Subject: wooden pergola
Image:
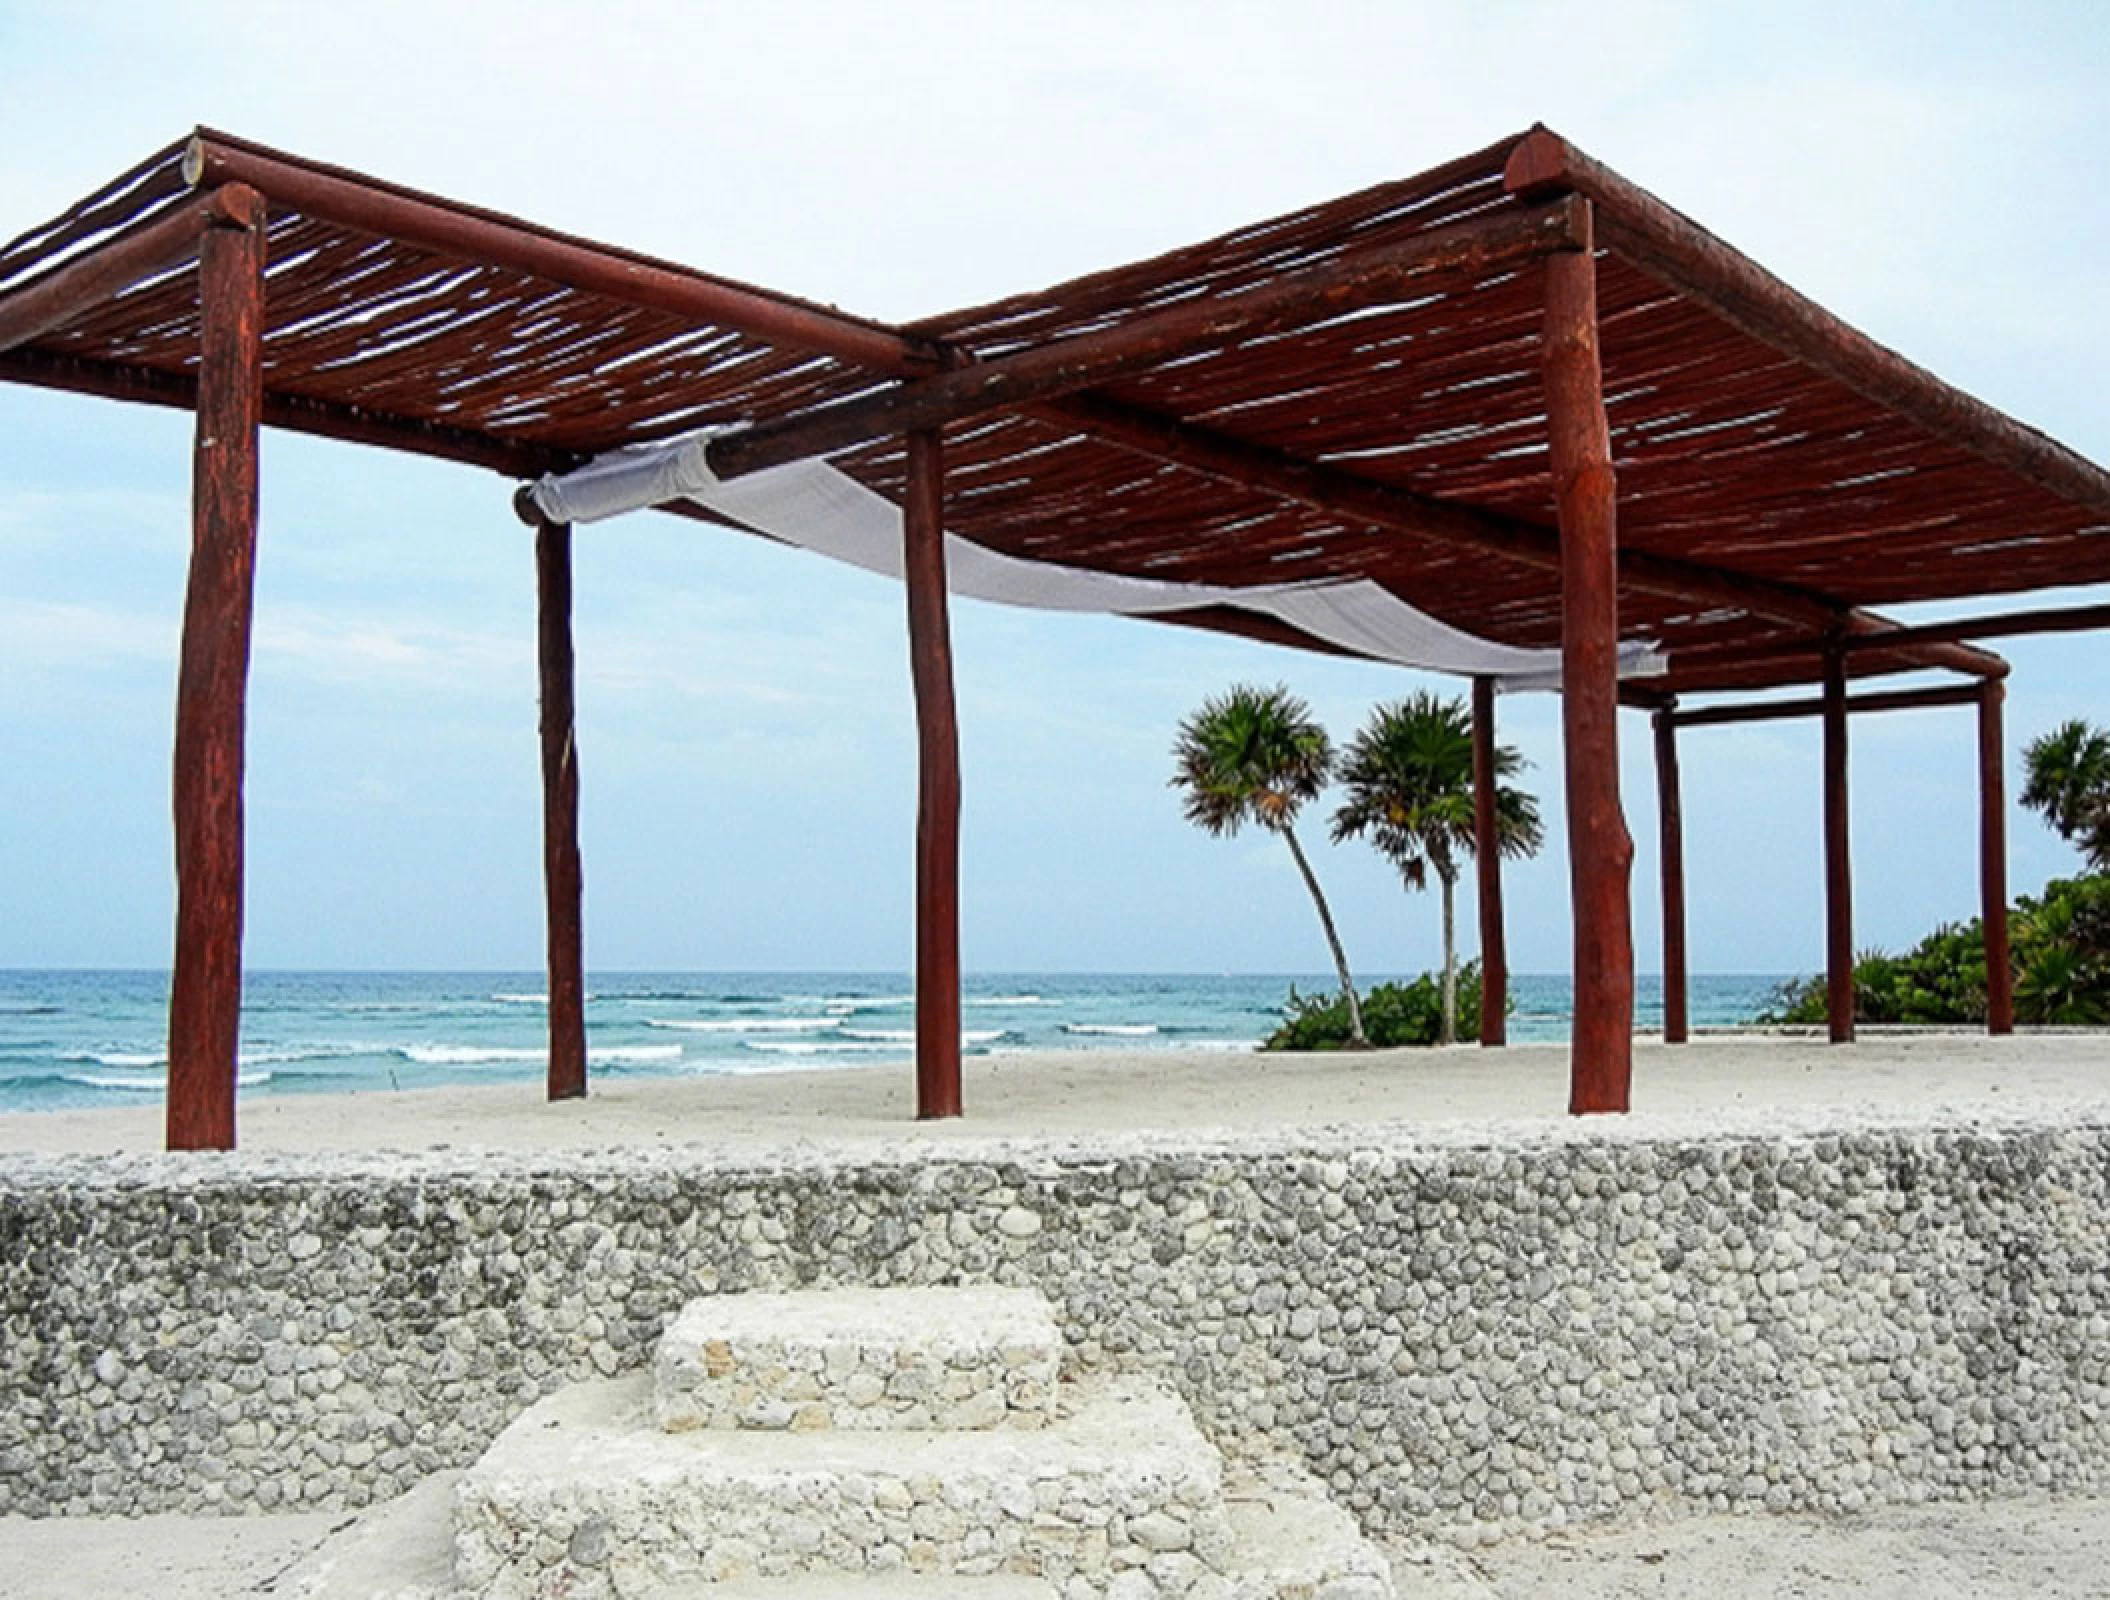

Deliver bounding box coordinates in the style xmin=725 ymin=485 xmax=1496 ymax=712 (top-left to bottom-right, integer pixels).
xmin=4 ymin=126 xmax=2106 ymax=1149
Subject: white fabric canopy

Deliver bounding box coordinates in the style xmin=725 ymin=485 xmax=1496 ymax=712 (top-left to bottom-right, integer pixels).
xmin=525 ymin=430 xmax=1664 ymax=691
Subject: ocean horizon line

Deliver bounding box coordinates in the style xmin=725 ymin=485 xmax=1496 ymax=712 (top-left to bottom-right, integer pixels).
xmin=0 ymin=964 xmax=1799 ymax=981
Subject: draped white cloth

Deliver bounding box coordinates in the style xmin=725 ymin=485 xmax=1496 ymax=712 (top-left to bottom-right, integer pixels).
xmin=525 ymin=430 xmax=1664 ymax=691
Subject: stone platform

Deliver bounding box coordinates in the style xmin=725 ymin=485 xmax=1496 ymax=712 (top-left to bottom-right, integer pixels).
xmin=450 ymin=1286 xmax=1391 ymax=1599
xmin=653 ymin=1286 xmax=1060 ymax=1433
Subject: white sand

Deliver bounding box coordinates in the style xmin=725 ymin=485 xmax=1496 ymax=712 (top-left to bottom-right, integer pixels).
xmin=6 ymin=1031 xmax=2110 ymax=1597
xmin=4 ymin=1029 xmax=2109 ymax=1158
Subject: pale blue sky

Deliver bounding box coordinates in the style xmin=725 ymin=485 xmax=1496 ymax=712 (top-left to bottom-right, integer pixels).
xmin=1 ymin=0 xmax=2105 ymax=977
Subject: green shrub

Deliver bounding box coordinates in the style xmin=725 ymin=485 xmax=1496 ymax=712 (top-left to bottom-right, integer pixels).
xmin=1756 ymin=872 xmax=2110 ymax=1027
xmin=1266 ymin=963 xmax=1484 ymax=1049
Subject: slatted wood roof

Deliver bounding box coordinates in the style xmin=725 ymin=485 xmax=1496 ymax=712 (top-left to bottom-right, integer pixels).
xmin=4 ymin=125 xmax=2106 ymax=692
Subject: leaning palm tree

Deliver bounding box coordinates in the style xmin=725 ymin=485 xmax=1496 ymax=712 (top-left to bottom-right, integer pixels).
xmin=2022 ymin=719 xmax=2110 ymax=871
xmin=1332 ymin=692 xmax=1543 ymax=1045
xmin=1172 ymin=684 xmax=1367 ymax=1047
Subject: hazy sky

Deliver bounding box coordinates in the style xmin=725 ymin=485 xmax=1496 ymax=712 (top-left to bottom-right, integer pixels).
xmin=1 ymin=0 xmax=2105 ymax=978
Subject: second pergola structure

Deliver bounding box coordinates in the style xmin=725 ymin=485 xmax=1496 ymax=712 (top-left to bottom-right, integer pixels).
xmin=3 ymin=125 xmax=2106 ymax=1149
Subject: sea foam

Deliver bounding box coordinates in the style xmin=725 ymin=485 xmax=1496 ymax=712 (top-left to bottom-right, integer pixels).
xmin=645 ymin=1017 xmax=840 ymax=1033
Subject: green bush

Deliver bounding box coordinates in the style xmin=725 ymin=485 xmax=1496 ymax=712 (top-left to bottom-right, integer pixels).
xmin=1266 ymin=963 xmax=1484 ymax=1049
xmin=2013 ymin=874 xmax=2110 ymax=1024
xmin=1757 ymin=872 xmax=2110 ymax=1027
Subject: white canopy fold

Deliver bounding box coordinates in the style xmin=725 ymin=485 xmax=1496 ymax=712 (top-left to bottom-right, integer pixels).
xmin=524 ymin=430 xmax=1664 ymax=691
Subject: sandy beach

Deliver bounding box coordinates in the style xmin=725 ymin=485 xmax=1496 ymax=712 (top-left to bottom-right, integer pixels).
xmin=6 ymin=1032 xmax=2110 ymax=1597
xmin=5 ymin=1029 xmax=2109 ymax=1159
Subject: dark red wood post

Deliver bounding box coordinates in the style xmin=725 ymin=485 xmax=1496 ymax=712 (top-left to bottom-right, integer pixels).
xmin=1471 ymin=675 xmax=1508 ymax=1046
xmin=1541 ymin=218 xmax=1635 ymax=1114
xmin=167 ymin=187 xmax=266 ymax=1152
xmin=1653 ymin=705 xmax=1689 ymax=1044
xmin=1822 ymin=646 xmax=1855 ymax=1044
xmin=1978 ymin=680 xmax=2014 ymax=1034
xmin=904 ymin=428 xmax=963 ymax=1118
xmin=535 ymin=517 xmax=588 ymax=1099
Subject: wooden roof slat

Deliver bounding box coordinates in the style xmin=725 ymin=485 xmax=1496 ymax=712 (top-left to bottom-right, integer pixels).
xmin=1 ymin=124 xmax=2103 ymax=692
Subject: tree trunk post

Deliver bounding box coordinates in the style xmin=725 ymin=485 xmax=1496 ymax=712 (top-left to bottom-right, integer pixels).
xmin=535 ymin=516 xmax=588 ymax=1100
xmin=904 ymin=428 xmax=963 ymax=1118
xmin=1471 ymin=674 xmax=1508 ymax=1046
xmin=1541 ymin=216 xmax=1635 ymax=1114
xmin=1978 ymin=679 xmax=2014 ymax=1035
xmin=1823 ymin=645 xmax=1855 ymax=1044
xmin=1653 ymin=704 xmax=1689 ymax=1044
xmin=166 ymin=188 xmax=266 ymax=1153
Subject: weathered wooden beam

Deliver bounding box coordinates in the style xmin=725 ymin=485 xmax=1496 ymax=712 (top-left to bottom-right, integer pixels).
xmin=166 ymin=189 xmax=266 ymax=1152
xmin=707 ymin=197 xmax=1592 ymax=481
xmin=1653 ymin=706 xmax=1689 ymax=1045
xmin=1542 ymin=224 xmax=1634 ymax=1115
xmin=184 ymin=133 xmax=933 ymax=376
xmin=1668 ymin=680 xmax=1984 ymax=728
xmin=1836 ymin=602 xmax=2110 ymax=653
xmin=0 ymin=347 xmax=577 ymax=479
xmin=1506 ymin=126 xmax=2110 ymax=519
xmin=1979 ymin=681 xmax=2014 ymax=1036
xmin=1471 ymin=676 xmax=1508 ymax=1048
xmin=1042 ymin=391 xmax=2003 ymax=682
xmin=533 ymin=512 xmax=588 ymax=1101
xmin=1647 ymin=645 xmax=2006 ymax=698
xmin=1822 ymin=648 xmax=1855 ymax=1045
xmin=0 ymin=186 xmax=254 ymax=356
xmin=904 ymin=428 xmax=962 ymax=1119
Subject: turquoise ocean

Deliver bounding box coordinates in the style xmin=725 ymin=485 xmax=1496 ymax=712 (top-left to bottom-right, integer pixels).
xmin=0 ymin=970 xmax=1797 ymax=1122
xmin=0 ymin=971 xmax=1791 ymax=1115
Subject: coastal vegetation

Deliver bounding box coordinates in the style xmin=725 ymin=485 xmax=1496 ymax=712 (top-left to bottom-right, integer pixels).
xmin=1175 ymin=685 xmax=1541 ymax=1051
xmin=1171 ymin=684 xmax=1368 ymax=1046
xmin=1763 ymin=720 xmax=2110 ymax=1027
xmin=1331 ymin=693 xmax=1543 ymax=1044
xmin=1265 ymin=963 xmax=1487 ymax=1050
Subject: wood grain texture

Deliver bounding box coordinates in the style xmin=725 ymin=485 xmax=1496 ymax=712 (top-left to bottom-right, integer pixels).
xmin=536 ymin=519 xmax=588 ymax=1101
xmin=1542 ymin=236 xmax=1635 ymax=1115
xmin=1471 ymin=676 xmax=1508 ymax=1048
xmin=1979 ymin=682 xmax=2014 ymax=1036
xmin=1823 ymin=649 xmax=1855 ymax=1045
xmin=1653 ymin=707 xmax=1688 ymax=1045
xmin=904 ymin=430 xmax=962 ymax=1119
xmin=166 ymin=205 xmax=264 ymax=1151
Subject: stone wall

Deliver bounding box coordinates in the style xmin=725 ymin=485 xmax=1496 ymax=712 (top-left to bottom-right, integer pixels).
xmin=4 ymin=1113 xmax=2108 ymax=1540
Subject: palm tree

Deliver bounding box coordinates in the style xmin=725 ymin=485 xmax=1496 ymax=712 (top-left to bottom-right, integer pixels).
xmin=1172 ymin=684 xmax=1368 ymax=1047
xmin=2022 ymin=720 xmax=2110 ymax=871
xmin=1332 ymin=692 xmax=1543 ymax=1045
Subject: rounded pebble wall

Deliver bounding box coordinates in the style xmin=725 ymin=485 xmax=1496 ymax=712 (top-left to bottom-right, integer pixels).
xmin=2 ymin=1117 xmax=2107 ymax=1541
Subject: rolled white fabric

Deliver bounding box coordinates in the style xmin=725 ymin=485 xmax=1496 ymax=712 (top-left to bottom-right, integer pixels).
xmin=525 ymin=430 xmax=1663 ymax=690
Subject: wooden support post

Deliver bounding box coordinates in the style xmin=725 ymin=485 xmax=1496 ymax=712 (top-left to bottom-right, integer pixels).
xmin=1822 ymin=646 xmax=1855 ymax=1044
xmin=904 ymin=429 xmax=963 ymax=1119
xmin=1653 ymin=705 xmax=1689 ymax=1044
xmin=166 ymin=191 xmax=265 ymax=1152
xmin=1979 ymin=680 xmax=2014 ymax=1035
xmin=1471 ymin=676 xmax=1508 ymax=1047
xmin=535 ymin=516 xmax=588 ymax=1100
xmin=1541 ymin=222 xmax=1635 ymax=1114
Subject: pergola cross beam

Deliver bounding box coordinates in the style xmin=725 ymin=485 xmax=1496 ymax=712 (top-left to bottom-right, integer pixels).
xmin=703 ymin=197 xmax=1594 ymax=480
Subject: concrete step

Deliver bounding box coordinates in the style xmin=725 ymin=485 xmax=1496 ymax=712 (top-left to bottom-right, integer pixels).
xmin=455 ymin=1372 xmax=1230 ymax=1598
xmin=654 ymin=1287 xmax=1062 ymax=1434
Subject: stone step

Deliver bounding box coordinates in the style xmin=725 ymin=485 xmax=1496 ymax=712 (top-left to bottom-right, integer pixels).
xmin=1217 ymin=1449 xmax=1397 ymax=1600
xmin=654 ymin=1287 xmax=1062 ymax=1434
xmin=454 ymin=1372 xmax=1230 ymax=1598
xmin=645 ymin=1579 xmax=1057 ymax=1599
